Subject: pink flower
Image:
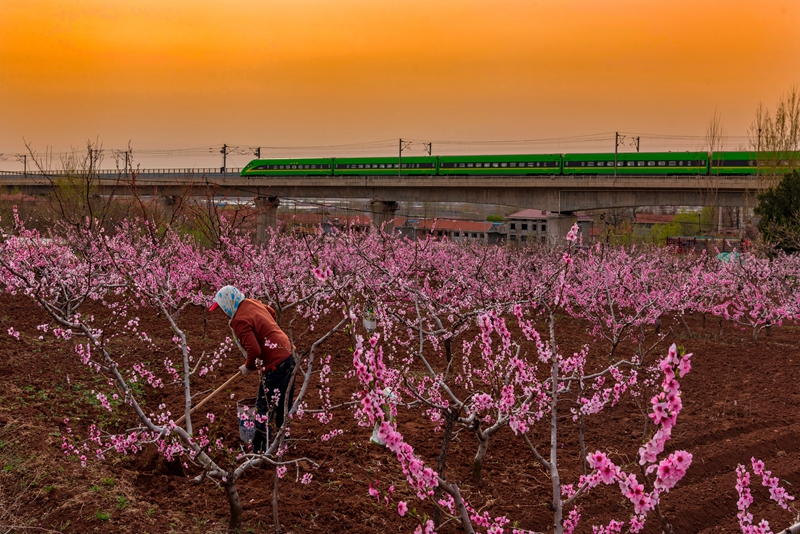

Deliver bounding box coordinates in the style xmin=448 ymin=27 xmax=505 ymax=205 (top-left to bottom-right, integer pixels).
xmin=397 ymin=500 xmax=408 ymax=516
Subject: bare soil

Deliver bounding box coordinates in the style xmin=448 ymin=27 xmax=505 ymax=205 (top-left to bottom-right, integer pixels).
xmin=0 ymin=293 xmax=798 ymax=533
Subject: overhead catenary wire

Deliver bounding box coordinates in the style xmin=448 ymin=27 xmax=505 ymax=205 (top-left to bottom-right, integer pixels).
xmin=0 ymin=132 xmax=763 ymax=171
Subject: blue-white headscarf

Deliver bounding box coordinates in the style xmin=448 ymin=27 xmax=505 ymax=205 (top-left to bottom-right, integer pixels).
xmin=213 ymin=285 xmax=246 ymax=319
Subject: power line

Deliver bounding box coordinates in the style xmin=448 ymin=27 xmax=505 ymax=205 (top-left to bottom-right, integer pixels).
xmin=0 ymin=132 xmax=764 ymax=169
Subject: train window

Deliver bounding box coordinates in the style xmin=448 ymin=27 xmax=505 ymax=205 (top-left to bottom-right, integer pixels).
xmin=627 ymin=162 xmax=634 ymax=166
xmin=588 ymin=162 xmax=595 ymax=167
xmin=648 ymin=162 xmax=655 ymax=166
xmin=467 ymin=163 xmax=474 ymax=167
xmin=637 ymin=161 xmax=645 ymax=166
xmin=459 ymin=163 xmax=466 ymax=168
xmin=658 ymin=162 xmax=666 ymax=166
xmin=510 ymin=162 xmax=517 ymax=167
xmin=669 ymin=161 xmax=676 ymax=166
xmin=501 ymin=163 xmax=507 ymax=167
xmin=292 ymin=165 xmax=297 ymax=169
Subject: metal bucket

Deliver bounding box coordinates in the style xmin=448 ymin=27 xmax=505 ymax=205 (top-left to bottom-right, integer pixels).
xmin=236 ymin=397 xmax=258 ymax=443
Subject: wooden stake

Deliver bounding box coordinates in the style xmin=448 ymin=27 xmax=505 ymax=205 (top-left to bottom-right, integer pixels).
xmin=175 ymin=370 xmax=242 ymax=427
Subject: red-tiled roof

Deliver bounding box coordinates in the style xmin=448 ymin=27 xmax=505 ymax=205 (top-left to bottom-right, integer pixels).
xmin=412 ymin=219 xmax=496 ymax=232
xmin=277 ymin=213 xmax=325 ymax=224
xmin=508 ymin=209 xmax=550 ymax=219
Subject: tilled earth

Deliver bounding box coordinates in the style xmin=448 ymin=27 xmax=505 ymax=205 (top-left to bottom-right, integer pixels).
xmin=0 ymin=293 xmax=798 ymax=533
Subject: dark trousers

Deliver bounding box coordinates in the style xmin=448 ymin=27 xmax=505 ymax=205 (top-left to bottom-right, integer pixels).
xmin=252 ymin=357 xmax=295 ymax=453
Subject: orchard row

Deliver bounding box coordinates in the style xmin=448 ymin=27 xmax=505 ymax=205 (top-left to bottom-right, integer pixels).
xmin=0 ymin=210 xmax=797 ymax=534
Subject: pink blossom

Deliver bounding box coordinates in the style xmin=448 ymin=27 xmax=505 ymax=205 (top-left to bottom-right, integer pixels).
xmin=397 ymin=500 xmax=408 ymax=516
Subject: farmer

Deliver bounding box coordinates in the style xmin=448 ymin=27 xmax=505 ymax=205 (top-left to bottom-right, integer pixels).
xmin=209 ymin=285 xmax=295 ymax=453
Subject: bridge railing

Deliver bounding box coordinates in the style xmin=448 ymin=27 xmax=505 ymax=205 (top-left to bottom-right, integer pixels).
xmin=0 ymin=168 xmax=242 ymax=177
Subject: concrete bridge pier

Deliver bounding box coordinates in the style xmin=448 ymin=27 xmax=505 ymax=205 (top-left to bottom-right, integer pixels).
xmin=546 ymin=213 xmax=578 ymax=245
xmin=370 ymin=200 xmax=399 ymax=232
xmin=255 ymin=196 xmax=280 ymax=244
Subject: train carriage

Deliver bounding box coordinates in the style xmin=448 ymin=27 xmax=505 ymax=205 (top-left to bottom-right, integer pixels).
xmin=437 ymin=154 xmax=561 ymax=175
xmin=709 ymin=152 xmax=758 ymax=175
xmin=563 ymin=152 xmax=708 ymax=175
xmin=332 ymin=156 xmax=437 ymax=176
xmin=241 ymin=158 xmax=333 ymax=177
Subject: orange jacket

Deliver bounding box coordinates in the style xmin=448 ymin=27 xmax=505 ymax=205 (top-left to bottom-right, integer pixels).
xmin=231 ymin=299 xmax=293 ymax=372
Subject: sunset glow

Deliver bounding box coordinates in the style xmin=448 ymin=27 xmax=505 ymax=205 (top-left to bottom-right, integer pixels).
xmin=1 ymin=0 xmax=798 ymax=167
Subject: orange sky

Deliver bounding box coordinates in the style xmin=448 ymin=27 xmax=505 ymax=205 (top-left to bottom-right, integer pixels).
xmin=1 ymin=0 xmax=798 ymax=168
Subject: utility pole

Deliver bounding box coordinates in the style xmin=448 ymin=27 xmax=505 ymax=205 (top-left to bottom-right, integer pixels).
xmin=398 ymin=138 xmax=403 ymax=178
xmin=221 ymin=144 xmax=228 ymax=173
xmin=614 ymin=132 xmax=619 ymax=177
xmin=634 ymin=137 xmax=640 ymax=152
xmin=255 ymin=147 xmax=261 ymax=159
xmin=21 ymin=154 xmax=27 ymax=176
xmin=424 ymin=142 xmax=432 ymax=156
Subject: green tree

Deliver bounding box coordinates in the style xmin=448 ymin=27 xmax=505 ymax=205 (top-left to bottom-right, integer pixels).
xmin=650 ymin=222 xmax=683 ymax=243
xmin=672 ymin=209 xmax=714 ymax=236
xmin=755 ymin=170 xmax=800 ymax=253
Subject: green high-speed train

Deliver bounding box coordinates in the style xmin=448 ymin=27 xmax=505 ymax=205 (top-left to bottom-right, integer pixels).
xmin=241 ymin=151 xmax=792 ymax=178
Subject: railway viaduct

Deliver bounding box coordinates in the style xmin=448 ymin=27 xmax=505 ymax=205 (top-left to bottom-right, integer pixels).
xmin=0 ymin=169 xmax=761 ymax=242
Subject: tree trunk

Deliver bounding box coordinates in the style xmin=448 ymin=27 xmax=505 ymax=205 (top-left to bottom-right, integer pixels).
xmin=679 ymin=315 xmax=692 ymax=338
xmin=224 ymin=478 xmax=243 ymax=534
xmin=472 ymin=432 xmax=489 ymax=483
xmin=433 ymin=409 xmax=456 ymax=526
xmin=578 ymin=379 xmax=587 ymax=475
xmin=272 ymin=468 xmax=282 ymax=533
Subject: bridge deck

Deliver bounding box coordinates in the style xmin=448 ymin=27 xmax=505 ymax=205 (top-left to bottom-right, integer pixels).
xmin=0 ymin=170 xmax=762 ymax=212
